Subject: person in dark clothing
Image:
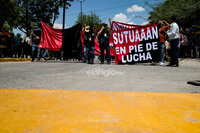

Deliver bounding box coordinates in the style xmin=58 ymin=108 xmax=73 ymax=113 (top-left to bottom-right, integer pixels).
xmin=97 ymin=23 xmax=111 ymax=64
xmin=84 ymin=26 xmax=96 ymax=64
xmin=30 ymin=26 xmax=41 ymax=62
xmin=14 ymin=33 xmax=23 ymax=58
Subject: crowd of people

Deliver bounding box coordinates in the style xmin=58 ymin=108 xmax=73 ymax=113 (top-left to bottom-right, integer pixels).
xmin=0 ymin=17 xmax=199 ymax=66
xmin=0 ymin=28 xmax=31 ymax=59
xmin=0 ymin=26 xmax=61 ymax=61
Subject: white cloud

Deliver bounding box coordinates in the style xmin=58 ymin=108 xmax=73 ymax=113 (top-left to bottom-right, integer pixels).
xmin=113 ymin=13 xmax=134 ymax=24
xmin=127 ymin=5 xmax=145 ymax=13
xmin=141 ymin=21 xmax=149 ymax=25
xmin=128 ymin=22 xmax=135 ymax=25
xmin=53 ymin=23 xmax=67 ymax=29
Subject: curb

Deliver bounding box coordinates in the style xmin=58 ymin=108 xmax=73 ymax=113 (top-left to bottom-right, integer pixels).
xmin=0 ymin=58 xmax=31 ymax=62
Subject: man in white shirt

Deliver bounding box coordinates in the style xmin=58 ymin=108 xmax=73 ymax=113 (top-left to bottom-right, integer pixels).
xmin=163 ymin=16 xmax=180 ymax=67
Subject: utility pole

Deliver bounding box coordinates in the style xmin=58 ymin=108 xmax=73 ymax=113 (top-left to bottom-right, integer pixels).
xmin=62 ymin=0 xmax=66 ymax=29
xmin=77 ymin=0 xmax=85 ymax=25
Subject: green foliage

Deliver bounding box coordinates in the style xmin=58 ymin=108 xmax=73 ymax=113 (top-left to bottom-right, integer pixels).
xmin=0 ymin=0 xmax=73 ymax=34
xmin=75 ymin=12 xmax=102 ymax=29
xmin=3 ymin=24 xmax=11 ymax=32
xmin=148 ymin=0 xmax=200 ymax=28
xmin=0 ymin=0 xmax=17 ymax=31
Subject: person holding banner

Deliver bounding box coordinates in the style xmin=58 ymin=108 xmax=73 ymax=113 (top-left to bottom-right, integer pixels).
xmin=158 ymin=21 xmax=168 ymax=65
xmin=162 ymin=16 xmax=180 ymax=67
xmin=30 ymin=25 xmax=42 ymax=62
xmin=97 ymin=23 xmax=111 ymax=64
xmin=84 ymin=26 xmax=95 ymax=64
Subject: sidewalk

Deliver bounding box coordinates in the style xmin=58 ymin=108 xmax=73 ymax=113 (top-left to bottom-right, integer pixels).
xmin=0 ymin=89 xmax=200 ymax=133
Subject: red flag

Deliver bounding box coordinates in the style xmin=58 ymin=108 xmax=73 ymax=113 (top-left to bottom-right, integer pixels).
xmin=38 ymin=22 xmax=62 ymax=51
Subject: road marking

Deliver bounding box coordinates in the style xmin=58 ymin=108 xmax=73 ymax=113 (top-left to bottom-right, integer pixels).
xmin=0 ymin=89 xmax=200 ymax=133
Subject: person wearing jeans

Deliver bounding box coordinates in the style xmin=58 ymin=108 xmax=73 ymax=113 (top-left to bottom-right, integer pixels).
xmin=31 ymin=44 xmax=41 ymax=62
xmin=42 ymin=49 xmax=48 ymax=60
xmin=100 ymin=44 xmax=110 ymax=64
xmin=86 ymin=45 xmax=95 ymax=64
xmin=84 ymin=26 xmax=95 ymax=64
xmin=158 ymin=22 xmax=168 ymax=65
xmin=30 ymin=26 xmax=41 ymax=62
xmin=160 ymin=43 xmax=165 ymax=64
xmin=83 ymin=46 xmax=87 ymax=63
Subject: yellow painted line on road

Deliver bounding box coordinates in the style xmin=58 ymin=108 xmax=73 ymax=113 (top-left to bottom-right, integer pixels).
xmin=0 ymin=89 xmax=200 ymax=133
xmin=0 ymin=58 xmax=31 ymax=62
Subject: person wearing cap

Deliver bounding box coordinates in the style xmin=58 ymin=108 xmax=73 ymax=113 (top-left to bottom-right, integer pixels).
xmin=97 ymin=23 xmax=111 ymax=64
xmin=30 ymin=25 xmax=42 ymax=62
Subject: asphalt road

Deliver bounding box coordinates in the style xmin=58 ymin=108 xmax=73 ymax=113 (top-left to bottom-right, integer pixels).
xmin=0 ymin=59 xmax=200 ymax=93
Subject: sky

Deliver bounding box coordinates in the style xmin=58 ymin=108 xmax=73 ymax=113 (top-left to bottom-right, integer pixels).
xmin=14 ymin=0 xmax=163 ymax=36
xmin=54 ymin=0 xmax=157 ymax=28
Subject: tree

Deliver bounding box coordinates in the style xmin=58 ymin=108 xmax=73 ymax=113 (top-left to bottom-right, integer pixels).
xmin=75 ymin=12 xmax=102 ymax=29
xmin=21 ymin=0 xmax=73 ymax=34
xmin=0 ymin=0 xmax=18 ymax=31
xmin=0 ymin=0 xmax=73 ymax=34
xmin=148 ymin=0 xmax=200 ymax=28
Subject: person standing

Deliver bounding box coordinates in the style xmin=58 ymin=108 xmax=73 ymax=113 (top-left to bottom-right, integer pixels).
xmin=97 ymin=23 xmax=111 ymax=64
xmin=178 ymin=32 xmax=184 ymax=57
xmin=83 ymin=26 xmax=90 ymax=63
xmin=158 ymin=21 xmax=168 ymax=65
xmin=14 ymin=33 xmax=22 ymax=58
xmin=25 ymin=35 xmax=31 ymax=58
xmin=0 ymin=28 xmax=10 ymax=57
xmin=54 ymin=51 xmax=61 ymax=61
xmin=163 ymin=16 xmax=180 ymax=67
xmin=194 ymin=34 xmax=200 ymax=58
xmin=178 ymin=28 xmax=189 ymax=58
xmin=180 ymin=33 xmax=188 ymax=58
xmin=30 ymin=26 xmax=41 ymax=62
xmin=82 ymin=25 xmax=87 ymax=63
xmin=42 ymin=49 xmax=48 ymax=60
xmin=85 ymin=26 xmax=95 ymax=64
